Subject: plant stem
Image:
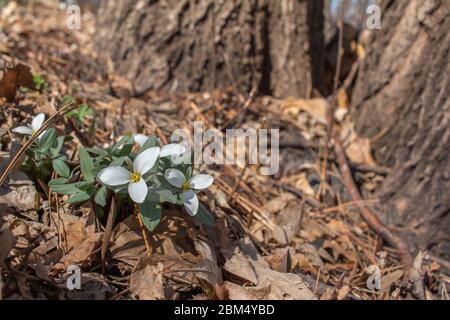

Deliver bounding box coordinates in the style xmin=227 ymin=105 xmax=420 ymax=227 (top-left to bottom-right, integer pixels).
xmin=134 ymin=204 xmax=151 ymax=257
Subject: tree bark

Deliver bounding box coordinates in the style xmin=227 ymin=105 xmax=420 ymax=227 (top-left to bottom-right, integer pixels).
xmin=352 ymin=0 xmax=450 ymax=258
xmin=95 ymin=0 xmax=324 ymax=98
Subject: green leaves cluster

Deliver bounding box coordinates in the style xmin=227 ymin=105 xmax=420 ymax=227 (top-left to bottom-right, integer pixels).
xmin=22 ymin=128 xmax=70 ymax=181
xmin=46 ymin=134 xmax=214 ymax=232
xmin=32 ymin=74 xmax=50 ymax=92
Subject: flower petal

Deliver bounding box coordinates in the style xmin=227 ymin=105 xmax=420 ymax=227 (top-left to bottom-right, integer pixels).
xmin=31 ymin=113 xmax=45 ymax=131
xmin=133 ymin=147 xmax=160 ymax=175
xmin=160 ymin=143 xmax=186 ymax=157
xmin=133 ymin=134 xmax=148 ymax=147
xmin=189 ymin=174 xmax=214 ymax=190
xmin=12 ymin=126 xmax=33 ymax=135
xmin=171 ymin=150 xmax=192 ymax=165
xmin=128 ymin=179 xmax=148 ymax=204
xmin=164 ymin=168 xmax=185 ymax=188
xmin=183 ymin=190 xmax=199 ymax=216
xmin=98 ymin=166 xmax=131 ymax=186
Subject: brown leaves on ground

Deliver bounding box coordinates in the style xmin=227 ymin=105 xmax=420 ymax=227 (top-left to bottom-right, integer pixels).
xmin=116 ymin=211 xmax=222 ymax=299
xmin=52 ymin=233 xmax=102 ymax=273
xmin=0 ymin=225 xmax=16 ymax=263
xmin=130 ymin=260 xmax=165 ymax=300
xmin=222 ymin=238 xmax=316 ymax=300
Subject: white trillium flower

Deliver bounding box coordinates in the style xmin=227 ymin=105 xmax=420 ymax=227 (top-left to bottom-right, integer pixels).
xmin=133 ymin=134 xmax=185 ymax=158
xmin=12 ymin=113 xmax=46 ymax=138
xmin=165 ymin=169 xmax=213 ymax=216
xmin=98 ymin=147 xmax=160 ymax=204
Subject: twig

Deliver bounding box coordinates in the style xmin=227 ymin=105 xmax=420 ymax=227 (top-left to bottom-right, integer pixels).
xmin=314 ymin=268 xmax=321 ymax=296
xmin=333 ymin=4 xmax=345 ymax=92
xmin=134 ymin=205 xmax=151 ymax=257
xmin=333 ymin=136 xmax=414 ymax=272
xmin=101 ymin=196 xmax=116 ymax=273
xmin=319 ymin=2 xmax=345 ymax=200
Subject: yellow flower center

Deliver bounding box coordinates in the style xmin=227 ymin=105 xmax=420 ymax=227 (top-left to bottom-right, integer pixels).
xmin=130 ymin=172 xmax=141 ymax=183
xmin=182 ymin=181 xmax=190 ymax=191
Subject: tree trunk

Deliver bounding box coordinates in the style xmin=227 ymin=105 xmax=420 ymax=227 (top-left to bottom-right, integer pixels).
xmin=95 ymin=0 xmax=324 ymax=97
xmin=352 ymin=0 xmax=450 ymax=258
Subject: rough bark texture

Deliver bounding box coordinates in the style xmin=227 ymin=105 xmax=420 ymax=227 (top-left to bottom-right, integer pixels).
xmin=352 ymin=0 xmax=450 ymax=258
xmin=95 ymin=0 xmax=324 ymax=98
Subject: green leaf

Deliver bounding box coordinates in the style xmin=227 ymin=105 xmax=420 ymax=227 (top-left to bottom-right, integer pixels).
xmin=148 ymin=186 xmax=177 ymax=204
xmin=38 ymin=128 xmax=57 ymax=152
xmin=75 ymin=181 xmax=95 ymax=190
xmin=111 ymin=136 xmax=133 ymax=155
xmin=62 ymin=95 xmax=76 ymax=106
xmin=84 ymin=147 xmax=108 ymax=157
xmin=66 ymin=104 xmax=93 ymax=123
xmin=194 ymin=203 xmax=214 ymax=227
xmin=142 ymin=136 xmax=159 ymax=150
xmin=67 ymin=191 xmax=91 ymax=204
xmin=49 ymin=178 xmax=68 ymax=186
xmin=50 ymin=136 xmax=65 ymax=157
xmin=115 ymin=143 xmax=134 ymax=157
xmin=52 ymin=159 xmax=70 ymax=178
xmin=33 ymin=74 xmax=50 ymax=92
xmin=79 ymin=148 xmax=95 ymax=182
xmin=50 ymin=183 xmax=81 ymax=195
xmin=139 ymin=201 xmax=162 ymax=231
xmin=93 ymin=205 xmax=105 ymax=219
xmin=110 ymin=156 xmax=127 ymax=167
xmin=94 ymin=186 xmax=108 ymax=207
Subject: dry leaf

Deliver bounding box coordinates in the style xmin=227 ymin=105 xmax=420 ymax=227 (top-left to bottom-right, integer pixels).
xmin=0 ymin=173 xmax=37 ymax=214
xmin=52 ymin=233 xmax=102 ymax=273
xmin=381 ymin=270 xmax=404 ymax=292
xmin=270 ymin=200 xmax=304 ymax=245
xmin=0 ymin=225 xmax=16 ymax=263
xmin=0 ymin=63 xmax=35 ymax=101
xmin=280 ymin=98 xmax=328 ymax=124
xmin=222 ymin=239 xmax=316 ymax=300
xmin=130 ymin=259 xmax=165 ymax=300
xmin=222 ymin=281 xmax=259 ymax=300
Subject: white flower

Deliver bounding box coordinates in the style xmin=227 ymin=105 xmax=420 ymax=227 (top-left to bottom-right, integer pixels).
xmin=165 ymin=169 xmax=213 ymax=216
xmin=133 ymin=134 xmax=185 ymax=158
xmin=98 ymin=147 xmax=160 ymax=204
xmin=12 ymin=113 xmax=46 ymax=138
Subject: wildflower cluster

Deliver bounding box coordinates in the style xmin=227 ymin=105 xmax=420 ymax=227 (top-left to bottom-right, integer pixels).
xmin=12 ymin=114 xmax=214 ymax=231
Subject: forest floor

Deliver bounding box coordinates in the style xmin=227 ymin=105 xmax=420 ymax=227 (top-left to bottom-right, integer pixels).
xmin=0 ymin=2 xmax=448 ymax=300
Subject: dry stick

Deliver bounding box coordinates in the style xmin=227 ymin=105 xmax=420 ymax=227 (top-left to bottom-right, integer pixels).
xmin=333 ymin=137 xmax=414 ymax=272
xmin=319 ymin=3 xmax=345 ymax=200
xmin=134 ymin=205 xmax=151 ymax=257
xmin=0 ymin=103 xmax=79 ymax=187
xmin=101 ymin=196 xmax=116 ymax=274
